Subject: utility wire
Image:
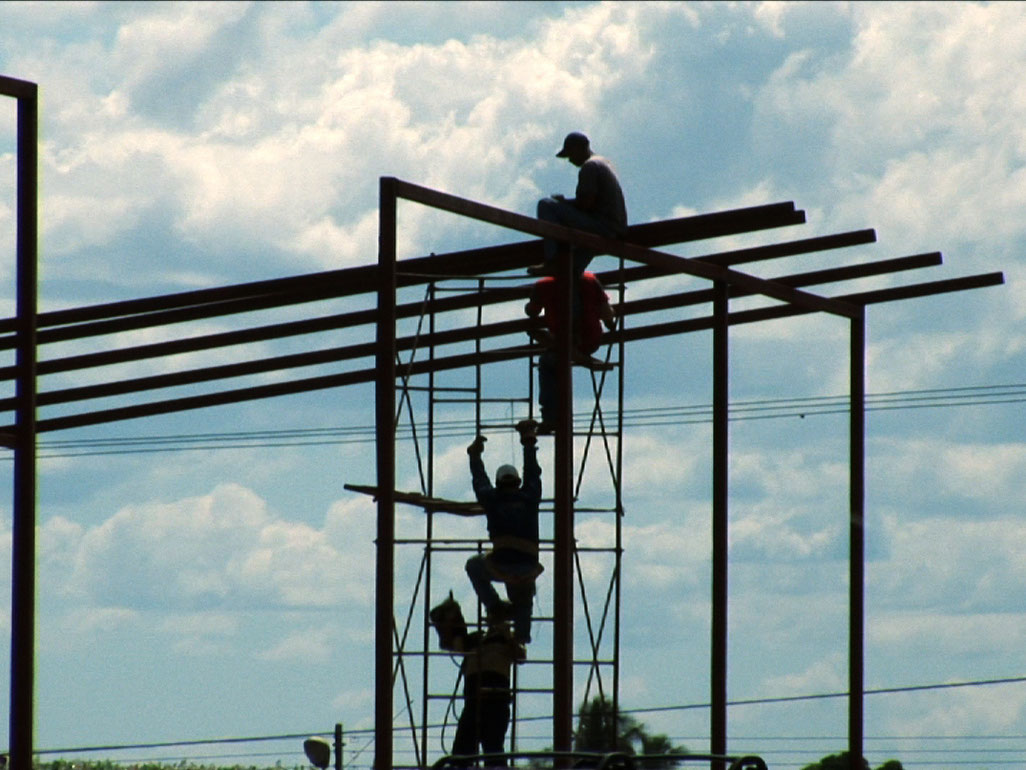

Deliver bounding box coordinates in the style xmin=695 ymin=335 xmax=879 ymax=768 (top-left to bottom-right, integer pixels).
xmin=8 ymin=383 xmax=1025 ymax=459
xmin=34 ymin=674 xmax=1026 ymax=758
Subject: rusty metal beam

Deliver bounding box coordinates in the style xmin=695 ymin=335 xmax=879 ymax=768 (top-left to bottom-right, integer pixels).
xmin=375 ymin=177 xmax=397 ymax=770
xmin=5 ymin=271 xmax=1002 ymax=435
xmin=609 ymin=272 xmax=1005 ymax=344
xmin=0 ymin=231 xmax=883 ymax=382
xmin=711 ymin=280 xmax=729 ymax=766
xmin=849 ymin=314 xmax=867 ymax=767
xmin=392 ymin=178 xmax=859 ymax=317
xmin=1 ymin=252 xmax=945 ymax=411
xmin=0 ymin=199 xmax=808 ymax=341
xmin=2 ymin=71 xmax=39 ymax=770
xmin=553 ymin=251 xmax=575 ymax=756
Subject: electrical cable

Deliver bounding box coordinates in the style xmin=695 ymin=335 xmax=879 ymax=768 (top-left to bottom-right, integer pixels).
xmin=8 ymin=383 xmax=1025 ymax=459
xmin=34 ymin=674 xmax=1026 ymax=759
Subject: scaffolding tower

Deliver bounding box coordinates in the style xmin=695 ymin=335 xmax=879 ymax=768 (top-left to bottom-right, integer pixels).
xmin=347 ymin=268 xmax=628 ymax=768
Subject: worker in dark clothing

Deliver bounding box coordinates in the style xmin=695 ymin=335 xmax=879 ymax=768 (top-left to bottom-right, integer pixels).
xmin=526 ymin=272 xmax=617 ymax=434
xmin=464 ymin=420 xmax=543 ymax=644
xmin=530 ymin=131 xmax=627 ymax=278
xmin=430 ymin=594 xmax=524 ymax=767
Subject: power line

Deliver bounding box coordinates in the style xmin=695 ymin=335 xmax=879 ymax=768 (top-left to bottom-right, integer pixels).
xmin=34 ymin=674 xmax=1026 ymax=758
xmin=8 ymin=383 xmax=1025 ymax=458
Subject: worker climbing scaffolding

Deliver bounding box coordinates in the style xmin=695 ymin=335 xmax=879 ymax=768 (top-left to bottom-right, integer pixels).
xmin=525 ymin=271 xmax=618 ymax=434
xmin=429 ymin=592 xmax=524 ymax=766
xmin=463 ymin=419 xmax=543 ymax=646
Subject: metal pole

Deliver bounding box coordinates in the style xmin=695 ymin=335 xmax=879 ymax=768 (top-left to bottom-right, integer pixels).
xmin=613 ymin=257 xmax=626 ymax=746
xmin=710 ymin=281 xmax=729 ymax=769
xmin=849 ymin=313 xmax=866 ymax=770
xmin=335 ymin=723 xmax=345 ymax=770
xmin=9 ymin=77 xmax=38 ymax=770
xmin=553 ymin=250 xmax=575 ymax=756
xmin=375 ymin=178 xmax=398 ymax=770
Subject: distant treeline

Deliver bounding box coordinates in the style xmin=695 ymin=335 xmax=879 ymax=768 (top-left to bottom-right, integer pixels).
xmin=32 ymin=762 xmax=303 ymax=770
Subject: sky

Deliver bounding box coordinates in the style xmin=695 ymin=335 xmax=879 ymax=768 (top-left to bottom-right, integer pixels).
xmin=2 ymin=1 xmax=1026 ymax=768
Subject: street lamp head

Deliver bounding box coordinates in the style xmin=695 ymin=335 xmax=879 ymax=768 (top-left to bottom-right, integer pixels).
xmin=303 ymin=736 xmax=332 ymax=769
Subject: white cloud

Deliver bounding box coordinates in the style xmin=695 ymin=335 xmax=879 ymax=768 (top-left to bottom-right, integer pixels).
xmin=158 ymin=611 xmax=239 ymax=656
xmin=761 ymin=653 xmax=846 ymax=696
xmin=871 ymin=514 xmax=1026 ymax=613
xmin=55 ymin=605 xmax=139 ymax=638
xmin=882 ymin=681 xmax=1026 ymax=737
xmin=256 ymin=625 xmax=335 ymax=663
xmin=753 ymin=1 xmax=1026 ymax=264
xmin=2 ymin=0 xmax=673 ymax=290
xmin=870 ymin=437 xmax=1026 ymax=516
xmin=52 ymin=482 xmax=371 ymax=612
xmin=622 ymin=432 xmax=705 ymax=498
xmin=869 ymin=611 xmax=1026 ymax=656
xmin=622 ymin=518 xmax=708 ymax=591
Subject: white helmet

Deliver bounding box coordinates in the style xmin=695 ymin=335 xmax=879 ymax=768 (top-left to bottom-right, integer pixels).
xmin=495 ymin=464 xmax=520 ymax=486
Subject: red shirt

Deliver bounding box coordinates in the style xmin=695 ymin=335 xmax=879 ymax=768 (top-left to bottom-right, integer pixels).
xmin=527 ymin=272 xmax=608 ymax=354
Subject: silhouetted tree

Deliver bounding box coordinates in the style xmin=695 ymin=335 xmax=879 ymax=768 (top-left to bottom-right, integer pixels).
xmin=573 ymin=696 xmax=688 ymax=768
xmin=801 ymin=752 xmax=903 ymax=770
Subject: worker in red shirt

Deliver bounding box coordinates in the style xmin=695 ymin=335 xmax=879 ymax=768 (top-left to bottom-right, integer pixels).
xmin=524 ymin=271 xmax=616 ymax=434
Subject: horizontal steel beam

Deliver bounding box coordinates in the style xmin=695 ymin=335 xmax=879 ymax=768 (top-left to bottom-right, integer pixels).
xmin=2 ymin=271 xmax=1002 ymax=434
xmin=609 ymin=272 xmax=1006 ymax=344
xmin=0 ymin=229 xmax=879 ymax=379
xmin=393 ymin=178 xmax=859 ymax=318
xmin=0 ymin=74 xmax=37 ymax=99
xmin=0 ymin=199 xmax=807 ymax=338
xmin=0 ymin=253 xmax=944 ymax=408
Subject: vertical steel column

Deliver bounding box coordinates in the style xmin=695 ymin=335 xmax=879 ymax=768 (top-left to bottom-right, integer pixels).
xmin=7 ymin=75 xmax=38 ymax=770
xmin=710 ymin=281 xmax=729 ymax=769
xmin=553 ymin=251 xmax=575 ymax=755
xmin=849 ymin=313 xmax=866 ymax=770
xmin=375 ymin=177 xmax=398 ymax=770
xmin=421 ymin=281 xmax=438 ymax=763
xmin=613 ymin=259 xmax=626 ymax=739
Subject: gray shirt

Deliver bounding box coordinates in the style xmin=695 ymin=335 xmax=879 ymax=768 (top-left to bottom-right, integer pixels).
xmin=576 ymin=155 xmax=627 ymax=234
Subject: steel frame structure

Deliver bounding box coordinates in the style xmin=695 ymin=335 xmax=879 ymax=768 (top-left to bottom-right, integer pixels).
xmin=371 ymin=178 xmax=1003 ymax=770
xmin=1 ymin=77 xmax=1005 ymax=770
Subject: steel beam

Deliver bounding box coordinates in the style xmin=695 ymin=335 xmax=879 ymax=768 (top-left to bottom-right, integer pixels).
xmin=0 ymin=236 xmax=890 ymax=384
xmin=849 ymin=315 xmax=866 ymax=769
xmin=1 ymin=72 xmax=39 ymax=770
xmin=711 ymin=282 xmax=729 ymax=769
xmin=0 ymin=199 xmax=808 ymax=339
xmin=374 ymin=178 xmax=397 ymax=770
xmin=553 ymin=251 xmax=575 ymax=758
xmin=390 ymin=178 xmax=857 ymax=318
xmin=2 ymin=272 xmax=1003 ymax=435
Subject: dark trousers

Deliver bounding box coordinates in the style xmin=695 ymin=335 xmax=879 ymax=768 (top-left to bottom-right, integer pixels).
xmin=537 ymin=350 xmax=557 ymax=424
xmin=537 ymin=196 xmax=618 ymax=276
xmin=465 ymin=554 xmax=536 ymax=643
xmin=452 ymin=671 xmax=512 ymax=766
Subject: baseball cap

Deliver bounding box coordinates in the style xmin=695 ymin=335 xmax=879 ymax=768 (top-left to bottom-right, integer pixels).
xmin=556 ymin=131 xmax=590 ymax=157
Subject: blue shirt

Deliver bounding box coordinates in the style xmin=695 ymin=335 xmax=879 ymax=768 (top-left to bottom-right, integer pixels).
xmin=469 ymin=444 xmax=541 ymax=563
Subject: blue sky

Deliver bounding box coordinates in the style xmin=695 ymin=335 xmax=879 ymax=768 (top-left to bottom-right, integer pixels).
xmin=2 ymin=2 xmax=1026 ymax=768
